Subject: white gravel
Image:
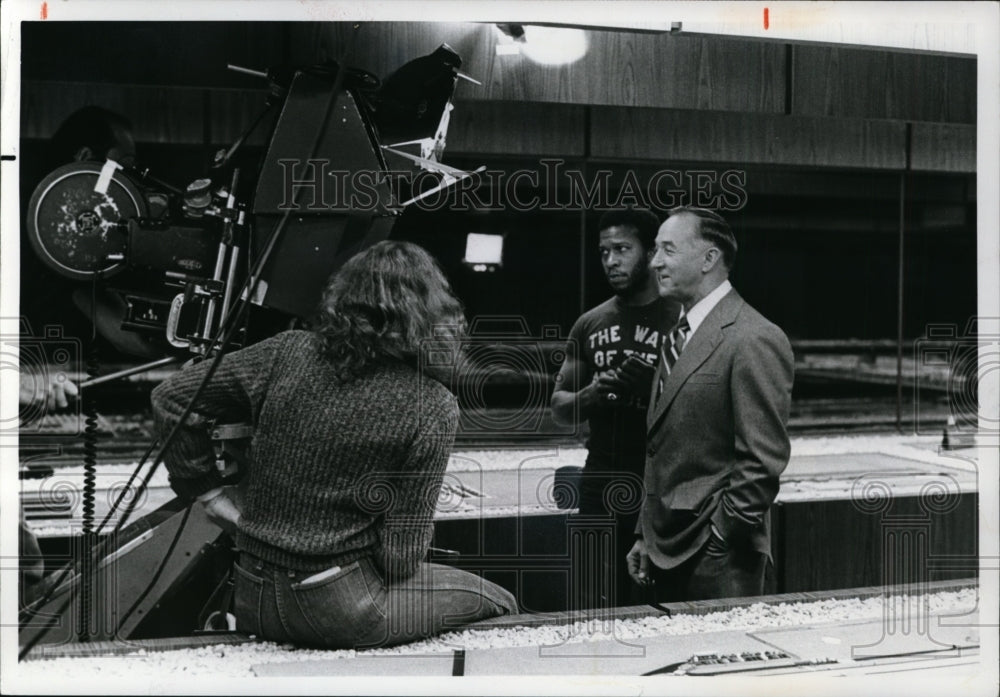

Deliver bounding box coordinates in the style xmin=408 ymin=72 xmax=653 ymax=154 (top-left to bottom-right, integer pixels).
xmin=26 ymin=432 xmax=979 ymax=534
xmin=14 ymin=587 xmax=977 ymax=679
xmin=40 ymin=432 xmax=970 ymax=479
xmin=449 ymin=432 xmax=980 ymax=473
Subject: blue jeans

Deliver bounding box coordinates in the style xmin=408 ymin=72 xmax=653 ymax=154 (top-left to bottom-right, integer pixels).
xmin=233 ymin=553 xmax=518 ymax=649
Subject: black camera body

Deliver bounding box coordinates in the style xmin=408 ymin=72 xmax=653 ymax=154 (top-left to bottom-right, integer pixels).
xmin=25 ymin=45 xmax=466 ymax=356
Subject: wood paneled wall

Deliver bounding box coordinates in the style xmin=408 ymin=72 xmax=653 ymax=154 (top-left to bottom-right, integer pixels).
xmin=19 ymin=21 xmax=977 ymax=173
xmin=296 ymin=22 xmax=977 ymax=172
xmin=20 ymin=81 xmax=271 ymax=146
xmin=910 ymin=123 xmax=977 ymax=172
xmin=774 ymin=494 xmax=977 ymax=593
xmin=297 ymin=23 xmax=786 ymax=112
xmin=791 ymin=46 xmax=975 ymax=124
xmin=290 ymin=22 xmax=974 ymax=122
xmin=21 ymin=82 xmax=205 ymax=144
xmin=21 ymin=82 xmax=975 ymax=174
xmin=21 ymin=22 xmax=288 ymax=88
xmin=446 ymin=102 xmax=586 ymax=156
xmin=589 ymin=107 xmax=908 ymax=169
xmin=20 ymin=22 xmax=976 ymax=127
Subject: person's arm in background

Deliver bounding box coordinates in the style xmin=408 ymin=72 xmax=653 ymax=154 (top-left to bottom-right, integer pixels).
xmin=19 ymin=371 xmax=79 ymax=410
xmin=374 ymin=392 xmax=460 ymax=581
xmin=710 ymin=324 xmax=794 ymax=546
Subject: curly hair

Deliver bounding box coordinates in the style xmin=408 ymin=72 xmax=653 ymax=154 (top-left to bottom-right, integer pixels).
xmin=315 ymin=241 xmax=466 ymax=379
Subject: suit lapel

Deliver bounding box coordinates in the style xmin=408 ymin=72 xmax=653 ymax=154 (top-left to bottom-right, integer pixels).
xmin=648 ymin=360 xmax=666 ymax=414
xmin=647 ymin=289 xmax=744 ymax=430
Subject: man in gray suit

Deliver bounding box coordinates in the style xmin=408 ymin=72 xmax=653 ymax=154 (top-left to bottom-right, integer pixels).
xmin=627 ymin=206 xmax=794 ymax=601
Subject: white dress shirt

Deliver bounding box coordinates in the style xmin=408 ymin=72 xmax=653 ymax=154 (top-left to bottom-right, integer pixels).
xmin=680 ymin=279 xmax=732 ymax=338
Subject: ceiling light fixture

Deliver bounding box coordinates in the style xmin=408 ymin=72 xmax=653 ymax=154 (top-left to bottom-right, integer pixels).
xmin=520 ymin=26 xmax=588 ymax=65
xmin=494 ymin=24 xmax=589 ymax=65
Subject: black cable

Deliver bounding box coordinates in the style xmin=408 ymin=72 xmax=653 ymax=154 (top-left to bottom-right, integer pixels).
xmin=19 ymin=225 xmax=308 ymax=646
xmin=78 ymin=276 xmax=101 ymax=640
xmin=21 ymin=279 xmax=104 ymax=652
xmin=19 ymin=206 xmax=280 ymax=642
xmin=81 ymin=283 xmax=100 ymax=539
xmin=24 ymin=111 xmax=295 ymax=636
xmin=95 ymin=438 xmax=160 ymax=536
xmin=102 ymin=218 xmax=291 ymax=640
xmin=112 ymin=45 xmax=360 ymax=634
xmin=19 ymin=231 xmax=269 ymax=656
xmin=18 ymin=437 xmax=160 ymax=628
xmin=20 ymin=31 xmax=361 ymax=653
xmin=216 ymin=98 xmax=277 ymax=170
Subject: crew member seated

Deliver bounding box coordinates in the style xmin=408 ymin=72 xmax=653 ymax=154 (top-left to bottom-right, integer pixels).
xmin=151 ymin=240 xmax=518 ymax=649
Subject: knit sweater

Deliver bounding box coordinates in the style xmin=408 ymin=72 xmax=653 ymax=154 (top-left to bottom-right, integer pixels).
xmin=150 ymin=330 xmax=459 ymax=579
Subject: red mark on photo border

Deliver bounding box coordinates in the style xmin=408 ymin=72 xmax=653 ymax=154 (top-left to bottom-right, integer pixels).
xmin=41 ymin=2 xmax=48 ymax=20
xmin=764 ymin=7 xmax=769 ymax=30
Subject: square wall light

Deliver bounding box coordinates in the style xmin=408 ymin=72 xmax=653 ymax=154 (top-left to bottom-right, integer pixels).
xmin=464 ymin=232 xmax=504 ymax=271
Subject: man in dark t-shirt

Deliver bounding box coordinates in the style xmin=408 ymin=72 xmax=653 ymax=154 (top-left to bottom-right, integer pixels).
xmin=551 ymin=208 xmax=680 ymax=609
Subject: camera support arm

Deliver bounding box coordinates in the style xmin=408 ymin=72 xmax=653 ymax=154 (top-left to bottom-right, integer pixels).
xmin=196 ymin=169 xmax=242 ymax=354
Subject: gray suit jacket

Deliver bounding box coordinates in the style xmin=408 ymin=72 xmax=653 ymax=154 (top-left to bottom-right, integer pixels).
xmin=641 ymin=287 xmax=794 ymax=569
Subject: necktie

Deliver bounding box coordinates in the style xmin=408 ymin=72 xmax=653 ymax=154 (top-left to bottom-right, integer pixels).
xmin=657 ymin=315 xmax=690 ymax=399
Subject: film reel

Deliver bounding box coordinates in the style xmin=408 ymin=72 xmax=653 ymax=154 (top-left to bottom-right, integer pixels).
xmin=26 ymin=162 xmax=148 ymax=281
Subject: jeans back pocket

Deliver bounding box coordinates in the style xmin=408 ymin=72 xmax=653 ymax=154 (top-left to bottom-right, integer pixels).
xmin=289 ymin=561 xmax=386 ymax=649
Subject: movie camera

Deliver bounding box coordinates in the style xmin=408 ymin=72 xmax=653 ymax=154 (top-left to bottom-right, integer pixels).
xmin=18 ymin=45 xmax=482 ymax=653
xmin=25 ymin=44 xmax=478 ymax=361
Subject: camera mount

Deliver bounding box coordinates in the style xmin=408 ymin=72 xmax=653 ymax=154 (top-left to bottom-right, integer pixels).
xmin=19 ymin=44 xmax=480 ymax=654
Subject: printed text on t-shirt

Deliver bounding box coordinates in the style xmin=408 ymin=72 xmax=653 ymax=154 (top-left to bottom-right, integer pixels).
xmin=587 ymin=324 xmax=663 ymax=368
